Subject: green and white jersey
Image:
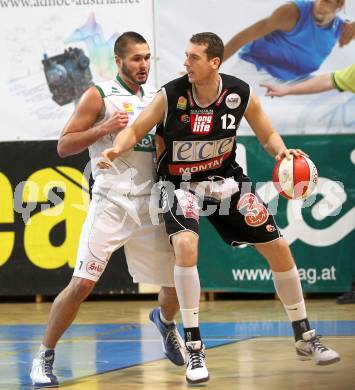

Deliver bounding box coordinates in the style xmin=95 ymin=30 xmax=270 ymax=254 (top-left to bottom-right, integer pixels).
xmin=90 ymin=75 xmax=157 ymax=198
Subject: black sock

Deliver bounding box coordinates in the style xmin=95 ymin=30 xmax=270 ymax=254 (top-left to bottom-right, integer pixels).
xmin=184 ymin=327 xmax=201 ymax=343
xmin=292 ymin=318 xmax=311 ymax=341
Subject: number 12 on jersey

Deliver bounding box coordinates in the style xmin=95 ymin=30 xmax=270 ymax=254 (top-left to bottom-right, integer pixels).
xmin=221 ymin=114 xmax=236 ymax=130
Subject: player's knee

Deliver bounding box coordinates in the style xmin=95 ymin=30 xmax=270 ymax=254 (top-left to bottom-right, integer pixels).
xmin=173 ymin=233 xmax=198 ymax=260
xmin=277 ymin=238 xmax=294 ymax=257
xmin=259 ymin=237 xmax=295 ymax=270
xmin=67 ymin=277 xmax=95 ymax=302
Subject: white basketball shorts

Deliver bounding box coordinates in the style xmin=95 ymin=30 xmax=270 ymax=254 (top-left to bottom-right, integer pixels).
xmin=73 ymin=193 xmax=175 ymax=286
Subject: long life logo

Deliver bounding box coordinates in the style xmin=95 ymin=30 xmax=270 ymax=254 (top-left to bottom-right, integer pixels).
xmin=190 ymin=110 xmax=214 ymax=134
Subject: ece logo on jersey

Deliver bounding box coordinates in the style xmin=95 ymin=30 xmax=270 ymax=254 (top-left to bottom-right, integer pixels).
xmin=170 ymin=137 xmax=234 ymax=175
xmin=226 ymin=93 xmax=241 ymax=109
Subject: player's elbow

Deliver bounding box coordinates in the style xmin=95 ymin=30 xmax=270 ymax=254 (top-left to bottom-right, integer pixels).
xmin=57 ymin=140 xmax=69 ymax=158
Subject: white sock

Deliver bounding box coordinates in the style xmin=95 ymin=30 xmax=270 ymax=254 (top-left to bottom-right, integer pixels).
xmin=272 ymin=266 xmax=307 ymax=321
xmin=174 ymin=265 xmax=200 ymax=328
xmin=284 ymin=301 xmax=307 ymax=322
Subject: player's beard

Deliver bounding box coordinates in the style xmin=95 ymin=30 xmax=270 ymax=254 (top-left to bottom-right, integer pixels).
xmin=121 ymin=62 xmax=148 ymax=86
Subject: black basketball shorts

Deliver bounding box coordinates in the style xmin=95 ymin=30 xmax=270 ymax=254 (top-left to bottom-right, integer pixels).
xmin=159 ymin=177 xmax=282 ymax=246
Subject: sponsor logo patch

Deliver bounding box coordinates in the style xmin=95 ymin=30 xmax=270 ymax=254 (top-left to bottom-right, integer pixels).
xmin=170 ymin=137 xmax=234 ymax=175
xmin=175 ymin=189 xmax=200 ymax=221
xmin=123 ymin=102 xmax=134 ymax=114
xmin=237 ymin=193 xmax=269 ymax=227
xmin=86 ymin=260 xmax=105 ymax=277
xmin=172 ymin=137 xmax=234 ymax=162
xmin=180 ymin=114 xmax=190 ymax=123
xmin=266 ymin=224 xmax=276 ymax=232
xmin=177 ymin=96 xmax=187 ymax=110
xmin=190 ymin=110 xmax=214 ymax=134
xmin=169 ymin=154 xmax=231 ymax=175
xmin=226 ymin=93 xmax=241 ymax=109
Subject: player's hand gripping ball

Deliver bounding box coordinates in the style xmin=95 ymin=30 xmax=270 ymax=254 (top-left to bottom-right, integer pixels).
xmin=272 ymin=155 xmax=318 ymax=199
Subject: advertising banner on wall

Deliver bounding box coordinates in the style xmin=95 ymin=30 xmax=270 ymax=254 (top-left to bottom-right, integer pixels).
xmin=198 ymin=135 xmax=355 ymax=292
xmin=155 ymin=0 xmax=355 ymax=135
xmin=0 ymin=0 xmax=155 ymax=141
xmin=1 ymin=0 xmax=354 ymax=141
xmin=0 ymin=141 xmax=136 ymax=296
xmin=0 ymin=136 xmax=353 ymax=295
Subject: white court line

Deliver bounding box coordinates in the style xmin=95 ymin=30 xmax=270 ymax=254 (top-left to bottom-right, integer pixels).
xmin=0 ymin=336 xmax=353 ymax=344
xmin=246 ymin=336 xmax=355 ymax=341
xmin=0 ymin=337 xmax=243 ymax=344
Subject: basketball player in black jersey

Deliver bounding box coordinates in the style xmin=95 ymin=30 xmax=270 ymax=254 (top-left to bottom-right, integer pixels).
xmin=98 ymin=32 xmax=340 ymax=384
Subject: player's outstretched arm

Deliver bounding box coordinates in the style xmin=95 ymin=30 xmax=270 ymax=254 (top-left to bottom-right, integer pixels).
xmin=260 ymin=73 xmax=334 ymax=97
xmin=98 ymin=91 xmax=165 ymax=168
xmin=244 ymin=93 xmax=308 ymax=161
xmin=223 ymin=3 xmax=299 ymax=62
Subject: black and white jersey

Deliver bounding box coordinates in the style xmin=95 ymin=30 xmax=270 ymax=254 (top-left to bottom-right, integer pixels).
xmin=156 ymin=73 xmax=250 ymax=184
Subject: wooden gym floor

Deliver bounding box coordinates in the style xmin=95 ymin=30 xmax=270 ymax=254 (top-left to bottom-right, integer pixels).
xmin=0 ymin=299 xmax=354 ymax=389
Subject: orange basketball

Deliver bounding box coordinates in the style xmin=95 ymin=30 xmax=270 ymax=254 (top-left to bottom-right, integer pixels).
xmin=272 ymin=155 xmax=318 ymax=199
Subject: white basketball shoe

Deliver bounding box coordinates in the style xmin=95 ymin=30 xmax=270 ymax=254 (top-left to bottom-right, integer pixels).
xmin=30 ymin=349 xmax=58 ymax=388
xmin=295 ymin=329 xmax=340 ymax=365
xmin=185 ymin=340 xmax=209 ymax=384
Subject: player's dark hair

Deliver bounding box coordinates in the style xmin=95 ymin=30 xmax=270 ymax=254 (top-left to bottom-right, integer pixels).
xmin=114 ymin=31 xmax=147 ymax=58
xmin=190 ymin=32 xmax=224 ymax=65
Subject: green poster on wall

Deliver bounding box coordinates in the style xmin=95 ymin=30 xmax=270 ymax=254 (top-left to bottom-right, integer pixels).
xmin=198 ymin=135 xmax=355 ymax=293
